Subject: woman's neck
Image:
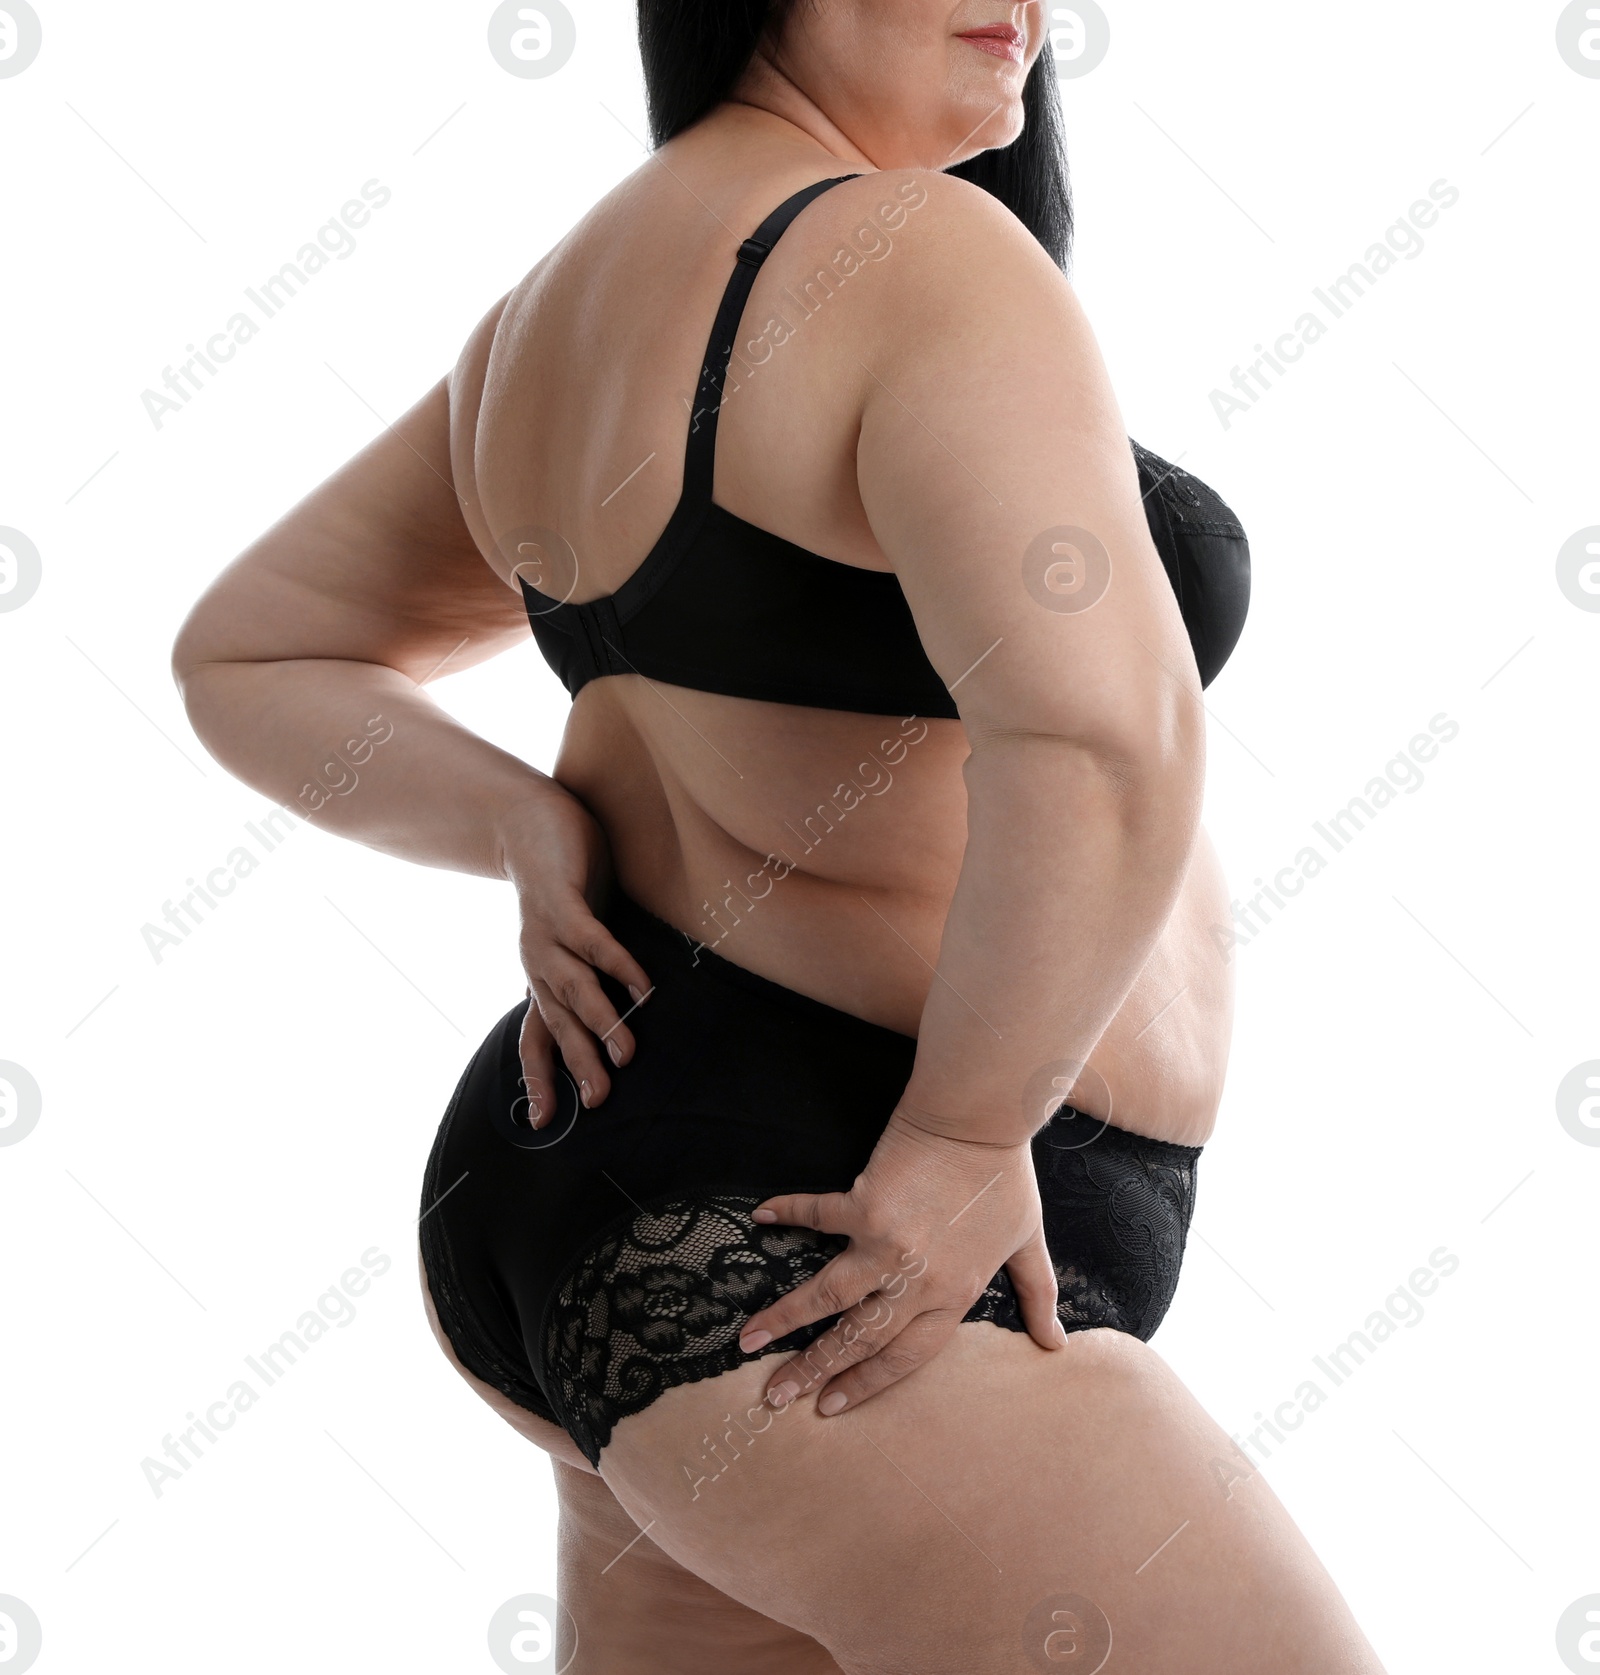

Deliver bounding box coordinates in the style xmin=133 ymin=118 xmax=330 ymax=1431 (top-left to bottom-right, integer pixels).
xmin=724 ymin=51 xmax=881 ymax=170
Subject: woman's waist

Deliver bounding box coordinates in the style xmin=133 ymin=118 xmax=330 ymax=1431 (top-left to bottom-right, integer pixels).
xmin=607 ymin=847 xmax=944 ymax=1037
xmin=560 ymin=708 xmax=967 ymax=1032
xmin=562 ymin=723 xmax=1233 ymax=1147
xmin=602 ymin=841 xmax=1231 ymax=1148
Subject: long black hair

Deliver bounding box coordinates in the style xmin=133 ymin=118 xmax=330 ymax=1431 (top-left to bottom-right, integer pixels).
xmin=636 ymin=1 xmax=1074 ymax=270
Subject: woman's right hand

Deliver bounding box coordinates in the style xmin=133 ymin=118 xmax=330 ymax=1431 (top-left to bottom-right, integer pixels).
xmin=493 ymin=786 xmax=652 ymax=1126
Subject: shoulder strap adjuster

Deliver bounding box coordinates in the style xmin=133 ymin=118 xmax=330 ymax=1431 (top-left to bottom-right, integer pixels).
xmin=735 ymin=237 xmax=770 ymax=267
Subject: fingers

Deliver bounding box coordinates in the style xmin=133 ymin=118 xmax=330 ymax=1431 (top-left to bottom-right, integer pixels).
xmin=526 ymin=960 xmax=620 ymax=1110
xmin=563 ymin=913 xmax=652 ymax=1013
xmin=801 ymin=1309 xmax=962 ymax=1416
xmin=761 ymin=1262 xmax=1054 ymax=1420
xmin=516 ymin=1002 xmax=560 ymax=1129
xmin=756 ymin=1281 xmax=910 ymax=1407
xmin=740 ymin=1189 xmax=857 ymax=1343
xmin=520 ymin=901 xmax=651 ymax=1114
xmin=750 ymin=1190 xmax=851 ymax=1233
xmin=737 ymin=1240 xmax=873 ymax=1354
xmin=751 ymin=1231 xmax=1065 ymax=1416
xmin=1006 ymin=1232 xmax=1067 ymax=1351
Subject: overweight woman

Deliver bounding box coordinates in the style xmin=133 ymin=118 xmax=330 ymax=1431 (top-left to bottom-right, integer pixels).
xmin=172 ymin=4 xmax=1387 ymax=1671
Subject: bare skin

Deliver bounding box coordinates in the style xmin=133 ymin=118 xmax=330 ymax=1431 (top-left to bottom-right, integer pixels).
xmin=418 ymin=1250 xmax=846 ymax=1673
xmin=177 ymin=1 xmax=1386 ymax=1668
xmin=421 ymin=1251 xmax=1378 ymax=1675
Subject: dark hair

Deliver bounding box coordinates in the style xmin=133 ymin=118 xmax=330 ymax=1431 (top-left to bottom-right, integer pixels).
xmin=636 ymin=1 xmax=1074 ymax=269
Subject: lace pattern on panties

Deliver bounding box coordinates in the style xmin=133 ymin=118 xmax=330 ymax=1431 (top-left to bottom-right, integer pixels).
xmin=541 ymin=1134 xmax=1198 ymax=1467
xmin=996 ymin=1126 xmax=1200 ymax=1338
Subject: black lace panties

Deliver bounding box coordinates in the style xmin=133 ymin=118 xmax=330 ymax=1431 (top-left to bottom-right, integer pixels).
xmin=419 ymin=887 xmax=1201 ymax=1468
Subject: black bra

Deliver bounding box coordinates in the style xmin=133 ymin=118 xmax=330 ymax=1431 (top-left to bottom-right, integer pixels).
xmin=519 ymin=175 xmax=1251 ymax=715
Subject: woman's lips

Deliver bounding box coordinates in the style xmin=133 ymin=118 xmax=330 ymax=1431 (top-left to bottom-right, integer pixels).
xmin=957 ymin=24 xmax=1025 ymax=62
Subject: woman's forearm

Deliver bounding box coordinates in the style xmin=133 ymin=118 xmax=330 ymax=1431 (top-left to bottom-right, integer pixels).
xmin=894 ymin=731 xmax=1203 ymax=1148
xmin=175 ymin=656 xmax=556 ymax=880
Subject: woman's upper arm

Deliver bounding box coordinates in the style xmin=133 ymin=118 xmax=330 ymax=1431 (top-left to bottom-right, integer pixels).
xmin=855 ymin=176 xmax=1198 ymax=766
xmin=172 ymin=305 xmax=523 ymax=689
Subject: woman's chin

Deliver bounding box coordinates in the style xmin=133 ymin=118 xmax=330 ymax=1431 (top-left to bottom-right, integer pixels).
xmin=940 ymin=99 xmax=1026 ymax=166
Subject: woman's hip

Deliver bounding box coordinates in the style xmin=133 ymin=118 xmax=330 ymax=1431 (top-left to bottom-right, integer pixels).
xmin=418 ymin=883 xmax=1202 ymax=1466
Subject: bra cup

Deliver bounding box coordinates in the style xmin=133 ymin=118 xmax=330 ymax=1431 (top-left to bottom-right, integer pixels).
xmin=1178 ymin=528 xmax=1252 ymax=688
xmin=1134 ymin=445 xmax=1185 ymax=609
xmin=1130 ymin=441 xmax=1252 ymax=690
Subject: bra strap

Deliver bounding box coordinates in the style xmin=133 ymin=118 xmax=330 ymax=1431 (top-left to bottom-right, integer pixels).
xmin=681 ymin=174 xmax=861 ymax=507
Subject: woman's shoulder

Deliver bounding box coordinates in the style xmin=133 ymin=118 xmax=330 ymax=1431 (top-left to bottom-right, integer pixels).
xmin=768 ymin=166 xmax=1052 ymax=271
xmin=821 ymin=169 xmax=1083 ymax=380
xmin=816 ymin=168 xmax=1073 ymax=317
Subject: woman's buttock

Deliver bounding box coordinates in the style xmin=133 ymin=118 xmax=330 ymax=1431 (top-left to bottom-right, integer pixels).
xmin=419 ymin=880 xmax=1203 ymax=1471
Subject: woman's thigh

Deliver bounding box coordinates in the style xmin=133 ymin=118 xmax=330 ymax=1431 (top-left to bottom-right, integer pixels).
xmin=597 ymin=1323 xmax=1389 ymax=1675
xmin=419 ymin=1246 xmax=846 ymax=1673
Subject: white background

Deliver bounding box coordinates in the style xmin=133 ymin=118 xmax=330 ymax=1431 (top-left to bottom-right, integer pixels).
xmin=2 ymin=1 xmax=1597 ymax=1671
